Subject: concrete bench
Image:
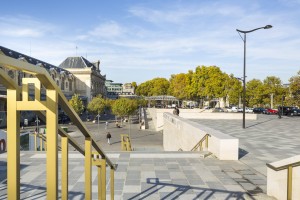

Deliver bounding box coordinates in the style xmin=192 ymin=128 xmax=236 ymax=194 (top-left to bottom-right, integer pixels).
xmin=163 ymin=113 xmax=239 ymax=160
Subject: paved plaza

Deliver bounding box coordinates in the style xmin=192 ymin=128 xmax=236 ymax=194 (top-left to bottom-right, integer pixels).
xmin=0 ymin=112 xmax=299 ymax=199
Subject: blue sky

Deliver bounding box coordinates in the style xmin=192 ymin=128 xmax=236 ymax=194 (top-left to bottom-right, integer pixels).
xmin=1 ymin=0 xmax=300 ymax=84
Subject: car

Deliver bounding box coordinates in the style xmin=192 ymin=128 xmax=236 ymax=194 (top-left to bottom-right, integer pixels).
xmin=286 ymin=108 xmax=300 ymax=116
xmin=212 ymin=107 xmax=224 ymax=112
xmin=278 ymin=106 xmax=297 ymax=116
xmin=253 ymin=108 xmax=266 ymax=114
xmin=245 ymin=108 xmax=253 ymax=113
xmin=265 ymin=108 xmax=278 ymax=115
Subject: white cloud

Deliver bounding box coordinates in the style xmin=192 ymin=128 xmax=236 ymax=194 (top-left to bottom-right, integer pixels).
xmin=0 ymin=16 xmax=57 ymax=38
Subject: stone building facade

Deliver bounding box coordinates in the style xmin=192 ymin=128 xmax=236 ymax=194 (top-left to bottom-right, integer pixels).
xmin=59 ymin=57 xmax=106 ymax=102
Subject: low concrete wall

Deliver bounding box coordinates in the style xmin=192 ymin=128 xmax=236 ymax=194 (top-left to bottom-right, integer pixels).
xmin=267 ymin=155 xmax=300 ymax=200
xmin=163 ymin=113 xmax=239 ymax=160
xmin=148 ymin=108 xmax=257 ymax=131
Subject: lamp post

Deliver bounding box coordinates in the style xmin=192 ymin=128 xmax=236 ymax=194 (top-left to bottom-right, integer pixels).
xmin=236 ymin=25 xmax=272 ymax=128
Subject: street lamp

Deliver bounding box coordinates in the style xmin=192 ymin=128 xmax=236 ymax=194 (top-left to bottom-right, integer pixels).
xmin=236 ymin=25 xmax=272 ymax=129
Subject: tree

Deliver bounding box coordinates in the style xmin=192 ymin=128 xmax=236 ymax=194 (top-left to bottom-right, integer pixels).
xmin=131 ymin=82 xmax=137 ymax=93
xmin=246 ymin=79 xmax=265 ymax=107
xmin=168 ymin=73 xmax=191 ymax=100
xmin=262 ymin=76 xmax=283 ymax=107
xmin=288 ymin=70 xmax=300 ymax=106
xmin=69 ymin=94 xmax=84 ymax=115
xmin=225 ymin=75 xmax=243 ymax=106
xmin=111 ymin=98 xmax=138 ymax=119
xmin=87 ymin=96 xmax=107 ymax=115
xmin=136 ymin=78 xmax=170 ymax=96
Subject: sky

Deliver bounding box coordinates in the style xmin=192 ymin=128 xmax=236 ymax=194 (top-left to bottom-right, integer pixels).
xmin=1 ymin=0 xmax=300 ymax=84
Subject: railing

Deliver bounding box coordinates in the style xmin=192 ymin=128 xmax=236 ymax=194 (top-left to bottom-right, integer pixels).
xmin=121 ymin=134 xmax=132 ymax=151
xmin=266 ymin=161 xmax=300 ymax=200
xmin=191 ymin=134 xmax=211 ymax=151
xmin=0 ymin=53 xmax=116 ymax=200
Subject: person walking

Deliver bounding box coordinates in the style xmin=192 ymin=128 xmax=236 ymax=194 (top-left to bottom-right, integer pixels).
xmin=105 ymin=121 xmax=108 ymax=129
xmin=106 ymin=132 xmax=112 ymax=145
xmin=278 ymin=106 xmax=281 ymax=119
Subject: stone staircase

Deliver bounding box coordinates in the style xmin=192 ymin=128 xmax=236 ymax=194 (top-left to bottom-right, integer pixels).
xmin=0 ymin=151 xmax=276 ymax=199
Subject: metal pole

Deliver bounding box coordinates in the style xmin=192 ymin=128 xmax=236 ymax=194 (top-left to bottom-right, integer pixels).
xmin=243 ymin=33 xmax=246 ymax=129
xmin=97 ymin=114 xmax=100 ymax=134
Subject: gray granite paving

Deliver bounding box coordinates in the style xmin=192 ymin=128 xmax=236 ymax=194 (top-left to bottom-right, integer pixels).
xmin=1 ymin=113 xmax=296 ymax=199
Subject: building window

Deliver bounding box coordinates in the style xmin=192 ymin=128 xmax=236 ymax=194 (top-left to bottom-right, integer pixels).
xmin=69 ymin=80 xmax=72 ymax=91
xmin=65 ymin=82 xmax=68 ymax=89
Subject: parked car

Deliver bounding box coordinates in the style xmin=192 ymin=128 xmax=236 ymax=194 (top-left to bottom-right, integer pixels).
xmin=286 ymin=108 xmax=300 ymax=116
xmin=212 ymin=107 xmax=224 ymax=112
xmin=245 ymin=107 xmax=253 ymax=113
xmin=278 ymin=106 xmax=297 ymax=116
xmin=253 ymin=108 xmax=266 ymax=114
xmin=265 ymin=108 xmax=278 ymax=115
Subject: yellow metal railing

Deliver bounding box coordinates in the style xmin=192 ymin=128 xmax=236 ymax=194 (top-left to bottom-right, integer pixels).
xmin=121 ymin=134 xmax=132 ymax=151
xmin=266 ymin=161 xmax=300 ymax=200
xmin=191 ymin=134 xmax=211 ymax=151
xmin=0 ymin=53 xmax=116 ymax=200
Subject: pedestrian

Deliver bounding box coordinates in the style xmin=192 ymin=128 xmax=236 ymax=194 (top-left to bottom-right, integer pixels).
xmin=105 ymin=121 xmax=108 ymax=129
xmin=173 ymin=107 xmax=177 ymax=115
xmin=176 ymin=107 xmax=180 ymax=116
xmin=106 ymin=132 xmax=111 ymax=145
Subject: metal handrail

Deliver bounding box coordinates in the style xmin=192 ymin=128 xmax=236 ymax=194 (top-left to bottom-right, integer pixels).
xmin=266 ymin=161 xmax=300 ymax=200
xmin=0 ymin=54 xmax=116 ymax=170
xmin=191 ymin=134 xmax=211 ymax=151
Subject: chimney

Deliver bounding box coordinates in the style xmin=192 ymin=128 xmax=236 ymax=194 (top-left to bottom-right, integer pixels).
xmin=96 ymin=60 xmax=100 ymax=72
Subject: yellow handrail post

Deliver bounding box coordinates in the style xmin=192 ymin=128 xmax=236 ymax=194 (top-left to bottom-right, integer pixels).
xmin=34 ymin=133 xmax=37 ymax=151
xmin=100 ymin=158 xmax=107 ymax=200
xmin=40 ymin=134 xmax=43 ymax=151
xmin=110 ymin=167 xmax=115 ymax=200
xmin=205 ymin=134 xmax=209 ymax=149
xmin=287 ymin=165 xmax=292 ymax=200
xmin=61 ymin=136 xmax=69 ymax=200
xmin=7 ymin=88 xmax=20 ymax=200
xmin=46 ymin=89 xmax=58 ymax=199
xmin=85 ymin=137 xmax=92 ymax=200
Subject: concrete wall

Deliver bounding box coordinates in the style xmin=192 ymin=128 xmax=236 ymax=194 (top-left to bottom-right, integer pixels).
xmin=267 ymin=155 xmax=300 ymax=200
xmin=148 ymin=108 xmax=257 ymax=131
xmin=163 ymin=113 xmax=239 ymax=160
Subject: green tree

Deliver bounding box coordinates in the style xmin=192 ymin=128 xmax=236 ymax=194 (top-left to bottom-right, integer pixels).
xmin=168 ymin=73 xmax=191 ymax=100
xmin=87 ymin=96 xmax=107 ymax=115
xmin=136 ymin=78 xmax=170 ymax=96
xmin=262 ymin=76 xmax=283 ymax=107
xmin=131 ymin=82 xmax=137 ymax=93
xmin=225 ymin=75 xmax=243 ymax=106
xmin=111 ymin=98 xmax=138 ymax=119
xmin=288 ymin=70 xmax=300 ymax=106
xmin=69 ymin=94 xmax=84 ymax=115
xmin=246 ymin=79 xmax=265 ymax=107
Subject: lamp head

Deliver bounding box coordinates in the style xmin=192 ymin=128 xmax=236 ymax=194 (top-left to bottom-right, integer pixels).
xmin=264 ymin=25 xmax=272 ymax=29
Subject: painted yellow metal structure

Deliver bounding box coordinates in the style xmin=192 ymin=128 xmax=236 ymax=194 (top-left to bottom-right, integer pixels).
xmin=191 ymin=134 xmax=211 ymax=151
xmin=121 ymin=134 xmax=132 ymax=151
xmin=0 ymin=54 xmax=116 ymax=199
xmin=267 ymin=161 xmax=300 ymax=200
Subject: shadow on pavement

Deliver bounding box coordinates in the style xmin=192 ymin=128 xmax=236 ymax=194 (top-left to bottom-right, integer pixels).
xmin=126 ymin=178 xmax=254 ymax=200
xmin=246 ymin=118 xmax=277 ymax=129
xmin=239 ymin=148 xmax=249 ymax=159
